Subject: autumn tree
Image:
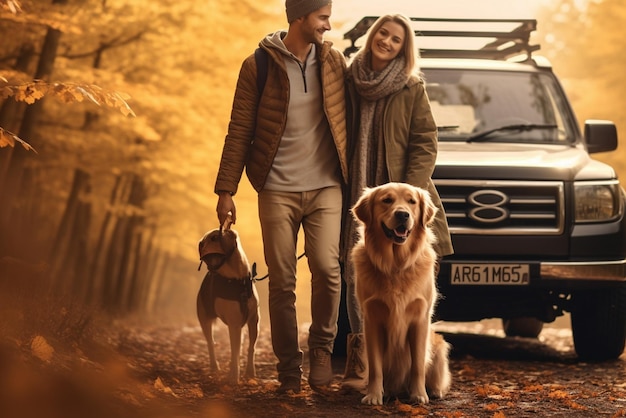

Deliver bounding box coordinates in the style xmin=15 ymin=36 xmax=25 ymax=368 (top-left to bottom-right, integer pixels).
xmin=0 ymin=0 xmax=283 ymax=315
xmin=537 ymin=0 xmax=626 ymax=176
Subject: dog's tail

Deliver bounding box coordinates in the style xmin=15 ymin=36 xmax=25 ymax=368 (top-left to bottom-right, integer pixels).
xmin=426 ymin=333 xmax=451 ymax=398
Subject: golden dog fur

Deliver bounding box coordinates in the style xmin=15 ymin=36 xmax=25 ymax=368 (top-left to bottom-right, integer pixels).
xmin=351 ymin=182 xmax=451 ymax=405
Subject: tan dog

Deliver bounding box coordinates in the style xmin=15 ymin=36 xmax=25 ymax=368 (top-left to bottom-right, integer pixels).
xmin=197 ymin=215 xmax=259 ymax=384
xmin=351 ymin=182 xmax=451 ymax=405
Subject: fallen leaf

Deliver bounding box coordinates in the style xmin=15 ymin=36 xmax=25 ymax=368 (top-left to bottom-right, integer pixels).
xmin=477 ymin=384 xmax=501 ymax=397
xmin=187 ymin=385 xmax=204 ymax=399
xmin=396 ymin=402 xmax=412 ymax=412
xmin=31 ymin=335 xmax=54 ymax=362
xmin=565 ymin=399 xmax=587 ymax=410
xmin=548 ymin=390 xmax=569 ymax=399
xmin=154 ymin=376 xmax=178 ymax=397
xmin=484 ymin=403 xmax=499 ymax=411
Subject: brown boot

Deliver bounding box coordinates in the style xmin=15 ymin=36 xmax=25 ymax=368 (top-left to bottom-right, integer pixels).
xmin=341 ymin=333 xmax=367 ymax=392
xmin=308 ymin=347 xmax=333 ymax=390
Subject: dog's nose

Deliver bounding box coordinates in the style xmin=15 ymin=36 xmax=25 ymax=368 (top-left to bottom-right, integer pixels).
xmin=395 ymin=211 xmax=409 ymax=223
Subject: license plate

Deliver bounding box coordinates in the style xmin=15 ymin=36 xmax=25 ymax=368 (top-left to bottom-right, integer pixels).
xmin=450 ymin=263 xmax=530 ymax=285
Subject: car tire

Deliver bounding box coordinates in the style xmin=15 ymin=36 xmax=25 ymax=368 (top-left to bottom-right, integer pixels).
xmin=571 ymin=286 xmax=626 ymax=362
xmin=502 ymin=317 xmax=543 ymax=338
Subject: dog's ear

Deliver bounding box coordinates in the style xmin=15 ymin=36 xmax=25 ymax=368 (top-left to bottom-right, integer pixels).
xmin=352 ymin=187 xmax=373 ymax=225
xmin=418 ymin=188 xmax=438 ymax=227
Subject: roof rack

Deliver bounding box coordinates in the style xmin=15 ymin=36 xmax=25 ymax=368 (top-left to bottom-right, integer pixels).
xmin=343 ymin=17 xmax=540 ymax=61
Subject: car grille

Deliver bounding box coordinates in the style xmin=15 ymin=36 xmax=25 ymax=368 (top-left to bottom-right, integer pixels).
xmin=434 ymin=180 xmax=564 ymax=235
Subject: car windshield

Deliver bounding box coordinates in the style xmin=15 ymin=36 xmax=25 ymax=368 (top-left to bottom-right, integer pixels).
xmin=423 ymin=68 xmax=576 ymax=143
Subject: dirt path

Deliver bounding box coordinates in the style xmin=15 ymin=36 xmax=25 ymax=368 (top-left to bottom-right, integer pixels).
xmin=113 ymin=321 xmax=626 ymax=417
xmin=5 ymin=317 xmax=626 ymax=418
xmin=3 ymin=258 xmax=625 ymax=417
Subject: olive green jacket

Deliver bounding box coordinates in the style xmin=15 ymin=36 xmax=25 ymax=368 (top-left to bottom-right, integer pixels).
xmin=346 ymin=73 xmax=454 ymax=256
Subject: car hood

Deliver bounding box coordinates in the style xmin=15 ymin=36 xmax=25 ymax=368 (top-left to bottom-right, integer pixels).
xmin=434 ymin=142 xmax=617 ymax=181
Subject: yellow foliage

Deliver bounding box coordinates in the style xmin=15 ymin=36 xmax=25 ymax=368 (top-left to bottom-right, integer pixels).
xmin=0 ymin=127 xmax=37 ymax=152
xmin=0 ymin=78 xmax=135 ymax=150
xmin=0 ymin=80 xmax=135 ymax=117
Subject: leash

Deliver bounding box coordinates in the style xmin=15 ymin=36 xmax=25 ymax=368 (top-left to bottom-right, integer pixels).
xmin=253 ymin=252 xmax=306 ymax=282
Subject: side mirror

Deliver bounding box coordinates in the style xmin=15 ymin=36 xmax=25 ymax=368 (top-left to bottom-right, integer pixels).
xmin=585 ymin=119 xmax=618 ymax=154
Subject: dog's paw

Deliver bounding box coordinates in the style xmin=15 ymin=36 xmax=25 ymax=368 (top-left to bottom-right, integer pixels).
xmin=409 ymin=392 xmax=429 ymax=405
xmin=361 ymin=392 xmax=384 ymax=406
xmin=428 ymin=388 xmax=446 ymax=400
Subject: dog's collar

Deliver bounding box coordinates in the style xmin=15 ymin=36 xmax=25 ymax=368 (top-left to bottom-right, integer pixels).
xmin=210 ymin=271 xmax=253 ymax=283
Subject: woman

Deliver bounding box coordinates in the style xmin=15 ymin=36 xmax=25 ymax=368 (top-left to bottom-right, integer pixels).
xmin=340 ymin=13 xmax=454 ymax=390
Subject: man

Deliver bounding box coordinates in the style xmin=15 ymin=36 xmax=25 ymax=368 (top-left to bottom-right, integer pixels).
xmin=214 ymin=0 xmax=347 ymax=394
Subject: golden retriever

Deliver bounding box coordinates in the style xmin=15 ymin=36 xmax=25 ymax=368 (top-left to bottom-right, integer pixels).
xmin=351 ymin=182 xmax=451 ymax=405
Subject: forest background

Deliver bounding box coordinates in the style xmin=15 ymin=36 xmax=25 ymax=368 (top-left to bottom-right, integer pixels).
xmin=0 ymin=0 xmax=625 ymax=328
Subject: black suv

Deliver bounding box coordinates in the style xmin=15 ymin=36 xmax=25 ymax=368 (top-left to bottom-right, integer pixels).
xmin=343 ymin=17 xmax=626 ymax=361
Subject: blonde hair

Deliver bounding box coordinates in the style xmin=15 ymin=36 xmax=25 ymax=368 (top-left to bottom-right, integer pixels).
xmin=362 ymin=14 xmax=419 ymax=76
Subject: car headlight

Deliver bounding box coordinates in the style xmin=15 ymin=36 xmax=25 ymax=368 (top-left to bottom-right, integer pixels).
xmin=574 ymin=181 xmax=622 ymax=222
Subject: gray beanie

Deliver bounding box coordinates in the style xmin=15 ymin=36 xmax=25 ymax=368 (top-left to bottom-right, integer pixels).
xmin=285 ymin=0 xmax=332 ymax=23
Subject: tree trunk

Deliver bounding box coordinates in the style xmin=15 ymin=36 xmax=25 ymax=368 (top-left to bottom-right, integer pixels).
xmin=0 ymin=0 xmax=69 ymax=258
xmin=71 ymin=188 xmax=92 ymax=301
xmin=113 ymin=173 xmax=146 ymax=311
xmin=87 ymin=174 xmax=123 ymax=305
xmin=99 ymin=173 xmax=149 ymax=312
xmin=101 ymin=210 xmax=130 ymax=310
xmin=0 ymin=43 xmax=36 ymax=255
xmin=100 ymin=173 xmax=134 ymax=310
xmin=125 ymin=229 xmax=145 ymax=312
xmin=47 ymin=169 xmax=92 ymax=299
xmin=135 ymin=223 xmax=157 ymax=311
xmin=49 ymin=169 xmax=90 ymax=284
xmin=144 ymin=250 xmax=171 ymax=314
xmin=0 ymin=43 xmax=35 ymax=195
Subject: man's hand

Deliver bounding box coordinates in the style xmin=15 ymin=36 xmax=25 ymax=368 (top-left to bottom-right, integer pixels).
xmin=216 ymin=192 xmax=236 ymax=225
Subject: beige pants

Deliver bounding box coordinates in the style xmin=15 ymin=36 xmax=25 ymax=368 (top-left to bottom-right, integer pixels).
xmin=258 ymin=185 xmax=342 ymax=381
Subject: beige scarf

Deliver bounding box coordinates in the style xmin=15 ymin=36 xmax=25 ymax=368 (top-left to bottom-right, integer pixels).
xmin=343 ymin=50 xmax=410 ymax=285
